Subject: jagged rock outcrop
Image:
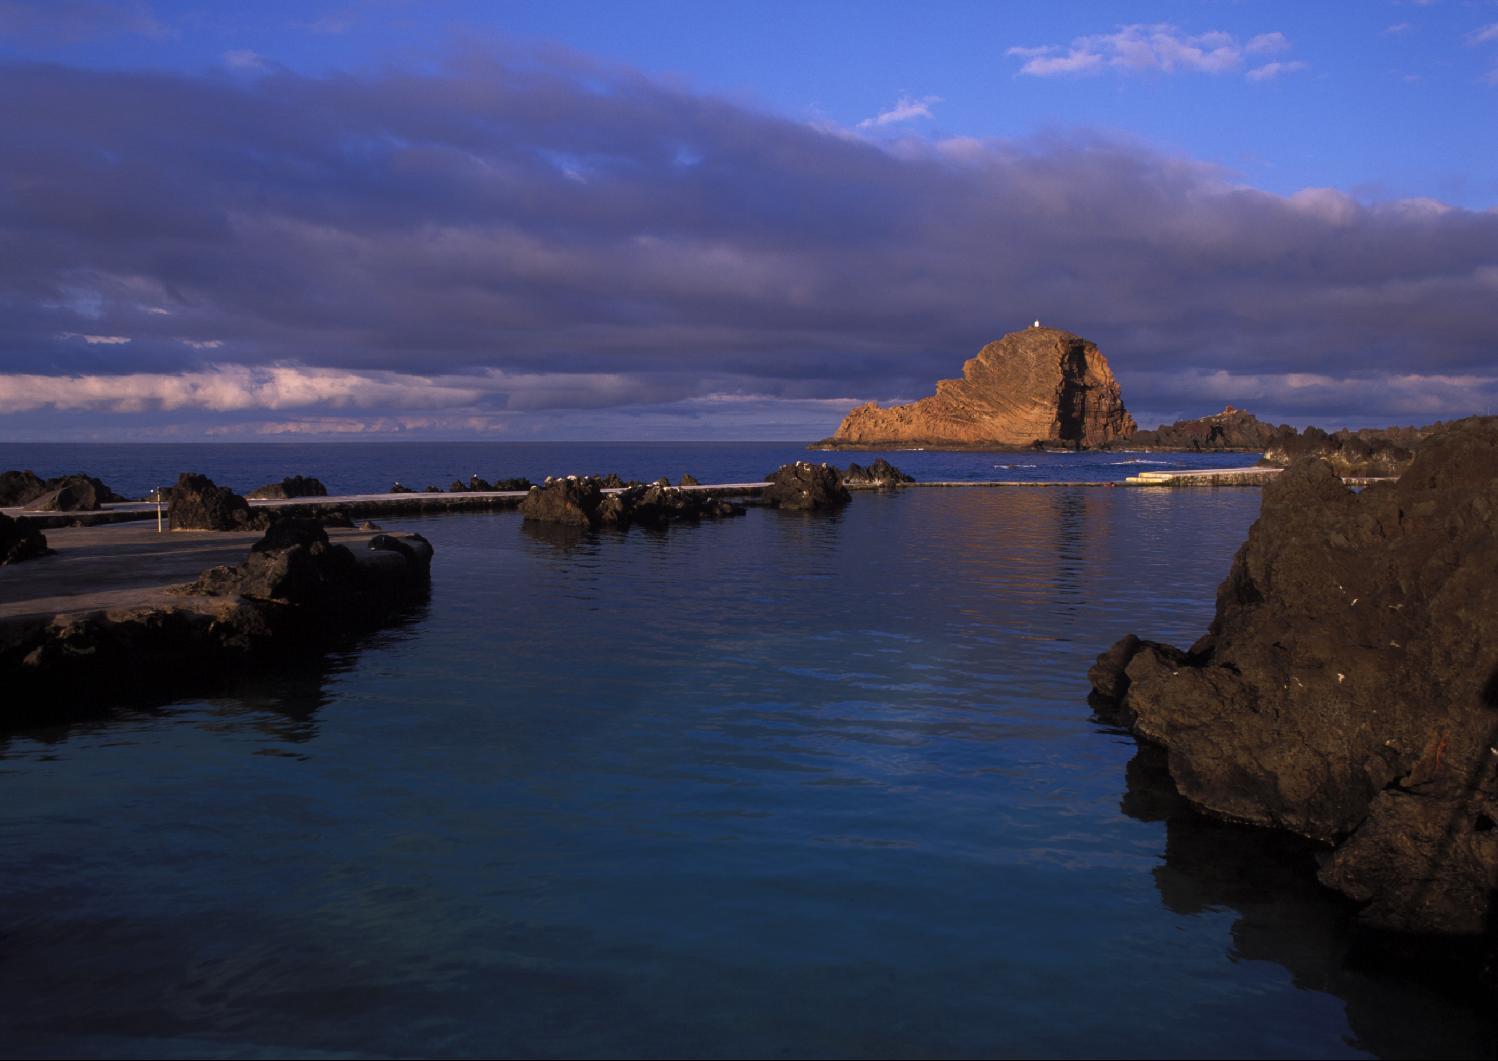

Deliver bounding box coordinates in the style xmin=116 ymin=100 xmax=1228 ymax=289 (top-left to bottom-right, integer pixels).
xmin=821 ymin=326 xmax=1136 ymax=449
xmin=0 ymin=512 xmax=50 ymax=565
xmin=1124 ymin=406 xmax=1292 ymax=451
xmin=763 ymin=462 xmax=851 ymax=510
xmin=1 ymin=525 xmax=433 ymax=720
xmin=246 ymin=475 xmax=329 ymax=499
xmin=0 ymin=470 xmax=45 ymax=507
xmin=519 ymin=476 xmax=744 ymax=529
xmin=0 ymin=471 xmax=124 ymax=510
xmin=841 ymin=459 xmax=915 ymax=489
xmin=188 ymin=520 xmax=433 ymax=605
xmin=169 ymin=473 xmax=267 ymax=531
xmin=1089 ymin=417 xmax=1498 ymax=941
xmin=679 ymin=473 xmax=700 ymax=486
xmin=1262 ymin=427 xmax=1418 ymax=478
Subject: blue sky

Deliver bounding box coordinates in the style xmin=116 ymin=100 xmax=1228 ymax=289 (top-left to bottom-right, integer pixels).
xmin=1 ymin=0 xmax=1496 ymax=439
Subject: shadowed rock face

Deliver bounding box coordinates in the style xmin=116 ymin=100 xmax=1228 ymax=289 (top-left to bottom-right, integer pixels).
xmin=246 ymin=476 xmax=328 ymax=500
xmin=169 ymin=473 xmax=267 ymax=532
xmin=1125 ymin=406 xmax=1291 ymax=451
xmin=762 ymin=462 xmax=850 ymax=510
xmin=1090 ymin=416 xmax=1498 ymax=941
xmin=825 ymin=327 xmax=1136 ymax=448
xmin=519 ymin=476 xmax=744 ymax=528
xmin=0 ymin=513 xmax=49 ymax=565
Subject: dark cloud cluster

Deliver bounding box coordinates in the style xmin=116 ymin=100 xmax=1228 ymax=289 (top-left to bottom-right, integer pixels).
xmin=1 ymin=47 xmax=1496 ymax=434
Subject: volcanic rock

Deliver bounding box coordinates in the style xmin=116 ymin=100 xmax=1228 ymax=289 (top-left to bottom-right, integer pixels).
xmin=841 ymin=459 xmax=915 ymax=489
xmin=168 ymin=473 xmax=267 ymax=532
xmin=246 ymin=475 xmax=329 ymax=499
xmin=0 ymin=470 xmax=45 ymax=507
xmin=1089 ymin=417 xmax=1498 ymax=938
xmin=822 ymin=326 xmax=1136 ymax=449
xmin=520 ymin=476 xmax=744 ymax=529
xmin=1125 ymin=406 xmax=1292 ymax=451
xmin=0 ymin=471 xmax=124 ymax=510
xmin=1262 ymin=427 xmax=1417 ymax=478
xmin=0 ymin=512 xmax=50 ymax=565
xmin=763 ymin=462 xmax=851 ymax=510
xmin=679 ymin=473 xmax=700 ymax=486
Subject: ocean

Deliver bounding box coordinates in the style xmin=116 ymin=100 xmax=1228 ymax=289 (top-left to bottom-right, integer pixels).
xmin=0 ymin=441 xmax=1259 ymax=498
xmin=0 ymin=444 xmax=1491 ymax=1058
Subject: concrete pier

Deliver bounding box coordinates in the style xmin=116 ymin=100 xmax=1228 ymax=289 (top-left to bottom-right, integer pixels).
xmin=1 ymin=482 xmax=771 ymax=529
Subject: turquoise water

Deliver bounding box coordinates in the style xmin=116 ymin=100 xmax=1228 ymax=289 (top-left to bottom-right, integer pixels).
xmin=1 ymin=479 xmax=1492 ymax=1057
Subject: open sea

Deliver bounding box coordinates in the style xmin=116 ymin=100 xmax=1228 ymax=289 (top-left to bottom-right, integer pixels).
xmin=1 ymin=443 xmax=1493 ymax=1058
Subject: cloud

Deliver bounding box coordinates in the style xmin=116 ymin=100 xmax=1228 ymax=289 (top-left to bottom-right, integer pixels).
xmin=58 ymin=332 xmax=131 ymax=345
xmin=0 ymin=0 xmax=168 ymax=43
xmin=223 ymin=49 xmax=267 ymax=70
xmin=1383 ymin=22 xmax=1412 ymax=36
xmin=1010 ymin=24 xmax=1303 ymax=80
xmin=1468 ymin=23 xmax=1498 ymax=46
xmin=1246 ymin=61 xmax=1310 ymax=82
xmin=857 ymin=95 xmax=942 ymax=129
xmin=1 ymin=47 xmax=1495 ymax=437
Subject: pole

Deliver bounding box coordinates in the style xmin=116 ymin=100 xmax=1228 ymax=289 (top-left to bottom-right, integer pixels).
xmin=157 ymin=488 xmax=164 ymax=533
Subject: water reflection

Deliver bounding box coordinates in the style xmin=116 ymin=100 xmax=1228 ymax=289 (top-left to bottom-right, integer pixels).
xmin=1120 ymin=741 xmax=1497 ymax=1059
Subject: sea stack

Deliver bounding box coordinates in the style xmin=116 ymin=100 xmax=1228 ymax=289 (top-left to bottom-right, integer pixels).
xmin=821 ymin=326 xmax=1136 ymax=449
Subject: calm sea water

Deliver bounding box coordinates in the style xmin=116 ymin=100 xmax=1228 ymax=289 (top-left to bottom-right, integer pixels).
xmin=0 ymin=441 xmax=1257 ymax=498
xmin=1 ymin=448 xmax=1492 ymax=1058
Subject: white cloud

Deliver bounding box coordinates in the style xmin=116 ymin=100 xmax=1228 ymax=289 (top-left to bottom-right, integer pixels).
xmin=1383 ymin=22 xmax=1412 ymax=36
xmin=1246 ymin=60 xmax=1310 ymax=82
xmin=0 ymin=364 xmax=667 ymax=416
xmin=1469 ymin=23 xmax=1498 ymax=46
xmin=58 ymin=332 xmax=130 ymax=344
xmin=223 ymin=49 xmax=266 ymax=70
xmin=179 ymin=338 xmax=224 ymax=350
xmin=858 ymin=95 xmax=942 ymax=129
xmin=1245 ymin=32 xmax=1290 ymax=54
xmin=1010 ymin=24 xmax=1302 ymax=80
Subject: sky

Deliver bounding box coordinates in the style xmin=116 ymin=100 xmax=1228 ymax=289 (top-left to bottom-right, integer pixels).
xmin=1 ymin=0 xmax=1496 ymax=441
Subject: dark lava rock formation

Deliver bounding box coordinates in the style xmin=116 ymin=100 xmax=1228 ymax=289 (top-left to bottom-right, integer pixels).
xmin=1124 ymin=406 xmax=1291 ymax=451
xmin=0 ymin=471 xmax=125 ymax=510
xmin=763 ymin=462 xmax=851 ymax=510
xmin=246 ymin=475 xmax=329 ymax=499
xmin=821 ymin=326 xmax=1136 ymax=449
xmin=2 ymin=524 xmax=433 ymax=720
xmin=519 ymin=476 xmax=744 ymax=529
xmin=840 ymin=459 xmax=915 ymax=489
xmin=1262 ymin=427 xmax=1419 ymax=478
xmin=169 ymin=473 xmax=268 ymax=531
xmin=1089 ymin=417 xmax=1498 ymax=945
xmin=0 ymin=513 xmax=50 ymax=565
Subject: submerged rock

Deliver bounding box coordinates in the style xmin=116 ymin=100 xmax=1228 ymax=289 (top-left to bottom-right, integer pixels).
xmin=168 ymin=473 xmax=267 ymax=532
xmin=763 ymin=462 xmax=850 ymax=511
xmin=841 ymin=459 xmax=915 ymax=489
xmin=246 ymin=475 xmax=329 ymax=500
xmin=821 ymin=326 xmax=1136 ymax=449
xmin=1089 ymin=416 xmax=1498 ymax=942
xmin=0 ymin=512 xmax=50 ymax=565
